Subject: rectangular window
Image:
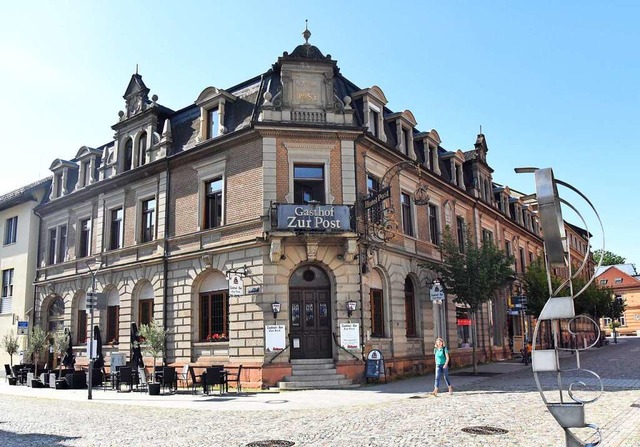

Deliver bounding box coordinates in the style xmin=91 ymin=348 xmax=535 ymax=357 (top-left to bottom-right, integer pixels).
xmin=529 ymin=251 xmax=534 ymax=264
xmin=48 ymin=228 xmax=57 ymax=265
xmin=401 ymin=192 xmax=413 ymax=237
xmin=293 ymin=164 xmax=325 ymax=204
xmin=519 ymin=248 xmax=526 ymax=273
xmin=1 ymin=269 xmax=14 ymax=313
xmin=405 ymin=287 xmax=416 ymax=338
xmin=614 ymin=278 xmax=623 ymax=284
xmin=55 ymin=172 xmax=63 ymax=197
xmin=456 ymin=216 xmax=465 ymax=253
xmin=428 ymin=204 xmax=439 ymax=245
xmin=79 ymin=219 xmax=91 ymax=258
xmin=204 ymin=178 xmax=223 ymax=229
xmin=208 ymin=107 xmax=219 ymax=138
xmin=200 ymin=291 xmax=229 ymax=341
xmin=139 ymin=299 xmax=154 ymax=326
xmin=505 ymin=240 xmax=511 ymax=257
xmin=4 ymin=216 xmax=17 ymax=245
xmin=141 ymin=198 xmax=156 ymax=242
xmin=83 ymin=161 xmax=91 ymax=186
xmin=370 ymin=289 xmax=384 ymax=337
xmin=369 ymin=109 xmax=379 ymax=137
xmin=110 ymin=208 xmax=123 ymax=250
xmin=106 ymin=305 xmax=120 ymax=344
xmin=403 ymin=128 xmax=411 ymax=155
xmin=482 ymin=229 xmax=493 ymax=245
xmin=619 ymin=315 xmax=626 ymax=326
xmin=599 ymin=279 xmax=608 ymax=285
xmin=57 ymin=225 xmax=67 ymax=264
xmin=77 ymin=310 xmax=87 ymax=344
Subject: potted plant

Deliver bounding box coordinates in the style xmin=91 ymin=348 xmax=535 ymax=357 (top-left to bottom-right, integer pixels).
xmin=138 ymin=319 xmax=170 ymax=395
xmin=2 ymin=331 xmax=19 ymax=385
xmin=26 ymin=326 xmax=49 ymax=386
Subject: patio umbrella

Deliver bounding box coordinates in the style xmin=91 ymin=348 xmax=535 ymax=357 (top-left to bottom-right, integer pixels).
xmin=93 ymin=325 xmax=105 ymax=369
xmin=130 ymin=322 xmax=144 ymax=370
xmin=62 ymin=330 xmax=75 ymax=368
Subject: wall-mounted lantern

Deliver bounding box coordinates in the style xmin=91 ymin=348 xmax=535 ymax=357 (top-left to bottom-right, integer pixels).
xmin=272 ymin=300 xmax=281 ymax=320
xmin=347 ymin=300 xmax=357 ymax=318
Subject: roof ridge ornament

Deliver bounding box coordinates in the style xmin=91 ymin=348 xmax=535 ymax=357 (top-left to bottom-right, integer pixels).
xmin=303 ymin=19 xmax=311 ymax=45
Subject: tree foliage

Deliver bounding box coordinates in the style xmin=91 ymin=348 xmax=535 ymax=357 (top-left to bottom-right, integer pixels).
xmin=2 ymin=331 xmax=19 ymax=367
xmin=139 ymin=319 xmax=170 ymax=382
xmin=592 ymin=249 xmax=626 ymax=266
xmin=26 ymin=326 xmax=49 ymax=376
xmin=522 ymin=258 xmax=561 ymax=318
xmin=421 ymin=225 xmax=514 ymax=373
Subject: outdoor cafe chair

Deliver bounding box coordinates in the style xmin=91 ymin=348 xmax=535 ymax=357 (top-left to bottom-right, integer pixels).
xmin=137 ymin=367 xmax=148 ymax=392
xmin=117 ymin=366 xmax=134 ymax=392
xmin=161 ymin=366 xmax=177 ymax=393
xmin=4 ymin=364 xmax=13 ymax=383
xmin=204 ymin=366 xmax=228 ymax=395
xmin=226 ymin=364 xmax=243 ymax=393
xmin=188 ymin=366 xmax=203 ymax=394
xmin=177 ymin=364 xmax=190 ymax=389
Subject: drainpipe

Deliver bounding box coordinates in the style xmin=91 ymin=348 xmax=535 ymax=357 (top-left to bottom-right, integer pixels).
xmin=32 ymin=207 xmax=44 ymax=335
xmin=162 ymin=157 xmax=171 ymax=365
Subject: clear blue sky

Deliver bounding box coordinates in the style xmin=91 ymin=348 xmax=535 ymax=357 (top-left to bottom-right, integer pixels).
xmin=1 ymin=1 xmax=638 ymax=266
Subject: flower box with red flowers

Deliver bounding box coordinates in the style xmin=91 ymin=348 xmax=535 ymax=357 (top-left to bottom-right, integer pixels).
xmin=206 ymin=333 xmax=228 ymax=342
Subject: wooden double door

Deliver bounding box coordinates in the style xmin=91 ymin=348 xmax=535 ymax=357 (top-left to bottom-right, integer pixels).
xmin=289 ymin=288 xmax=332 ymax=359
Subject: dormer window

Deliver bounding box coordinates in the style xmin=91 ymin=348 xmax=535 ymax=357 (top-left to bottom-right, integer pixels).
xmin=123 ymin=139 xmax=133 ymax=172
xmin=138 ymin=132 xmax=147 ymax=166
xmin=195 ymin=87 xmax=236 ymax=143
xmin=369 ymin=107 xmax=380 ymax=137
xmin=49 ymin=159 xmax=78 ymax=199
xmin=402 ymin=127 xmax=412 ymax=156
xmin=75 ymin=146 xmax=103 ymax=189
xmin=615 ymin=278 xmax=623 ymax=284
xmin=208 ymin=107 xmax=220 ymax=139
xmin=55 ymin=173 xmax=63 ymax=197
xmin=82 ymin=161 xmax=91 ymax=187
xmin=352 ymin=86 xmax=388 ymax=143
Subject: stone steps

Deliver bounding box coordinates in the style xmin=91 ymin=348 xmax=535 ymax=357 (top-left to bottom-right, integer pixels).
xmin=277 ymin=358 xmax=358 ymax=390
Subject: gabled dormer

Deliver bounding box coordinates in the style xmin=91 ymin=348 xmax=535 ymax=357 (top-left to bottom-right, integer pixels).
xmin=441 ymin=149 xmax=466 ymax=189
xmin=494 ymin=185 xmax=512 ymax=217
xmin=49 ymin=159 xmax=78 ymax=200
xmin=195 ymin=87 xmax=236 ymax=143
xmin=351 ymin=85 xmax=388 ymax=142
xmin=414 ymin=129 xmax=442 ymax=175
xmin=385 ymin=110 xmax=417 ymax=159
xmin=110 ymin=73 xmax=173 ymax=178
xmin=74 ymin=146 xmax=102 ymax=190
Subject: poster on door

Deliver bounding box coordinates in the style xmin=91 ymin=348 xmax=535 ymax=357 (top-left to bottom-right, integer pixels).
xmin=265 ymin=325 xmax=286 ymax=353
xmin=340 ymin=323 xmax=360 ymax=350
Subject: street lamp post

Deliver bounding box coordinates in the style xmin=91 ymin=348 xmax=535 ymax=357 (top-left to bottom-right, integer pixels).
xmin=85 ymin=260 xmax=100 ymax=400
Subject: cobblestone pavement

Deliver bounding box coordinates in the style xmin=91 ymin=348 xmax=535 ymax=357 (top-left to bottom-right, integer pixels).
xmin=0 ymin=338 xmax=638 ymax=447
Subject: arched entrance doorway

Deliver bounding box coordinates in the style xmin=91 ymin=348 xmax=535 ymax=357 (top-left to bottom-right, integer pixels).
xmin=289 ymin=264 xmax=332 ymax=360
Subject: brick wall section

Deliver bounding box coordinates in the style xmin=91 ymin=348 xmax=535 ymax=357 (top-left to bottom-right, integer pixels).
xmin=171 ymin=138 xmax=263 ymax=236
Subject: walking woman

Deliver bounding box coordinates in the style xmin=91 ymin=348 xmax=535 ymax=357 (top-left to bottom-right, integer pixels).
xmin=431 ymin=337 xmax=453 ymax=396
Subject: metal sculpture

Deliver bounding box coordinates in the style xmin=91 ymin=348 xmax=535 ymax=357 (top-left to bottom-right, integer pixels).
xmin=516 ymin=167 xmax=605 ymax=447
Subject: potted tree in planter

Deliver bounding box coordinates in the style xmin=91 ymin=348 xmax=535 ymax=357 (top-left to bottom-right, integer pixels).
xmin=26 ymin=326 xmax=48 ymax=387
xmin=2 ymin=331 xmax=19 ymax=385
xmin=138 ymin=319 xmax=170 ymax=395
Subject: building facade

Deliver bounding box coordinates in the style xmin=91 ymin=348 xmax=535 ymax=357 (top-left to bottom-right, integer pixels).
xmin=596 ymin=264 xmax=640 ymax=337
xmin=0 ymin=179 xmax=51 ymax=367
xmin=31 ymin=31 xmax=551 ymax=387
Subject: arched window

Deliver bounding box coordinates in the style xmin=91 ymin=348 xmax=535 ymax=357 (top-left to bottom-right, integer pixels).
xmin=138 ymin=132 xmax=147 ymax=166
xmin=199 ymin=272 xmax=229 ymax=342
xmin=404 ymin=277 xmax=416 ymax=337
xmin=370 ymin=269 xmax=384 ymax=337
xmin=76 ymin=293 xmax=87 ymax=344
xmin=123 ymin=139 xmax=133 ymax=172
xmin=48 ymin=297 xmax=65 ymax=333
xmin=106 ymin=288 xmax=120 ymax=344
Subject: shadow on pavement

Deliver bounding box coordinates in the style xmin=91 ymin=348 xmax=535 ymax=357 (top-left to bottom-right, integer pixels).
xmin=0 ymin=429 xmax=80 ymax=446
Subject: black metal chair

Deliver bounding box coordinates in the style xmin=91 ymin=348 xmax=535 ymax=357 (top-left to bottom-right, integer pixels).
xmin=4 ymin=364 xmax=13 ymax=382
xmin=204 ymin=366 xmax=228 ymax=395
xmin=117 ymin=366 xmax=134 ymax=392
xmin=161 ymin=366 xmax=177 ymax=393
xmin=188 ymin=366 xmax=204 ymax=394
xmin=226 ymin=364 xmax=243 ymax=393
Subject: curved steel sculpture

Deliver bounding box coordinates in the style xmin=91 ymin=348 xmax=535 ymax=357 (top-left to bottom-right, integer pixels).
xmin=516 ymin=167 xmax=605 ymax=447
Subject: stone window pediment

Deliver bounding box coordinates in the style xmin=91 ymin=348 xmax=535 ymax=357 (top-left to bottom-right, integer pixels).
xmin=195 ymin=87 xmax=236 ymax=142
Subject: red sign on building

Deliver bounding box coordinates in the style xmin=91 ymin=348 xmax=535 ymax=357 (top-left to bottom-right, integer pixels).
xmin=456 ymin=318 xmax=472 ymax=326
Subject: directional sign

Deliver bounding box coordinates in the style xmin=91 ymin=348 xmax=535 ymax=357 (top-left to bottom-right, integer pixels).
xmin=86 ymin=292 xmax=107 ymax=311
xmin=17 ymin=321 xmax=28 ymax=335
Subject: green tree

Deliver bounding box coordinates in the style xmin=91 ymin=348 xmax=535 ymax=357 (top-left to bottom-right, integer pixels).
xmin=52 ymin=330 xmax=70 ymax=378
xmin=139 ymin=319 xmax=170 ymax=383
xmin=592 ymin=249 xmax=626 ymax=266
xmin=26 ymin=326 xmax=49 ymax=377
xmin=603 ymin=295 xmax=626 ymax=344
xmin=421 ymin=226 xmax=514 ymax=373
xmin=522 ymin=257 xmax=562 ymax=318
xmin=2 ymin=331 xmax=20 ymax=367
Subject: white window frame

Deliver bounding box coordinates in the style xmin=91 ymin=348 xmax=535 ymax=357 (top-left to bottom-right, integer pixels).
xmin=194 ymin=156 xmax=226 ymax=231
xmin=284 ymin=143 xmax=334 ymax=205
xmin=4 ymin=215 xmax=18 ymax=245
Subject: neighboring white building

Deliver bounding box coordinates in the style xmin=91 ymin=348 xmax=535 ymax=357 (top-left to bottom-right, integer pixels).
xmin=0 ymin=178 xmax=50 ymax=369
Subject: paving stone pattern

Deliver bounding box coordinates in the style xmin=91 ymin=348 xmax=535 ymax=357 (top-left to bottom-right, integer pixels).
xmin=0 ymin=338 xmax=638 ymax=447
